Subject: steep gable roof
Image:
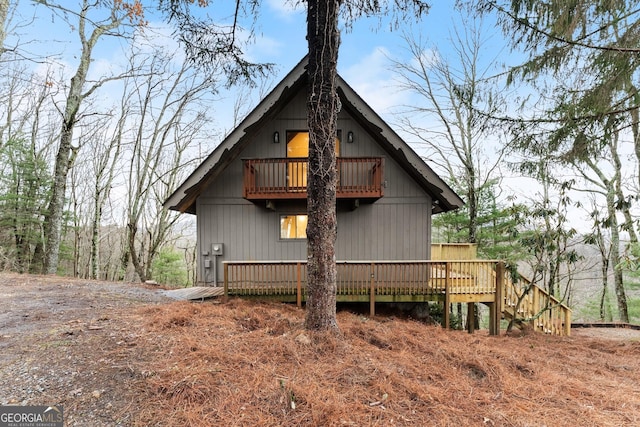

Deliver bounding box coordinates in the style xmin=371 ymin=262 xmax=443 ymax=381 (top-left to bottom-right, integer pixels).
xmin=164 ymin=57 xmax=463 ymax=214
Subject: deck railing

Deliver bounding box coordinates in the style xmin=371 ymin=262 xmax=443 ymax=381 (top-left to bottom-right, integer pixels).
xmin=224 ymin=260 xmax=498 ymax=297
xmin=223 ymin=260 xmax=572 ymax=336
xmin=242 ymin=157 xmax=384 ymax=200
xmin=501 ymin=272 xmax=571 ymax=336
xmin=223 ymin=260 xmax=505 ymax=334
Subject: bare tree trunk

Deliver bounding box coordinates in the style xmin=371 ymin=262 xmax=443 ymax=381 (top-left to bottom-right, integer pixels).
xmin=598 ymin=239 xmax=609 ymax=322
xmin=90 ymin=111 xmax=125 ymax=280
xmin=90 ymin=201 xmax=100 ymax=279
xmin=582 ymin=147 xmax=629 ymax=322
xmin=599 ymin=260 xmax=609 ymax=321
xmin=41 ymin=1 xmax=126 ymax=274
xmin=590 ymin=211 xmax=610 ymax=321
xmin=609 ymin=208 xmax=628 ymax=322
xmin=43 ymin=117 xmax=77 ymax=274
xmin=69 ymin=168 xmax=81 ymax=277
xmin=304 ymin=0 xmax=340 ymax=331
xmin=127 ymin=223 xmax=147 ymax=282
xmin=601 ymin=169 xmax=629 ymax=322
xmin=0 ymin=0 xmax=8 ymax=57
xmin=119 ymin=249 xmax=130 ymax=281
xmin=609 ymin=131 xmax=638 ymax=244
xmin=41 ymin=28 xmax=89 ymax=273
xmin=467 ymin=166 xmax=477 ymax=243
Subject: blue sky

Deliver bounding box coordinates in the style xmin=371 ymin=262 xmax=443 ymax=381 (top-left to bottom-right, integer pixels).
xmin=243 ymin=1 xmax=509 ymax=113
xmin=7 ymin=1 xmax=514 ymax=164
xmin=9 ymin=1 xmax=508 ymax=119
xmin=7 ymin=1 xmax=523 ymax=193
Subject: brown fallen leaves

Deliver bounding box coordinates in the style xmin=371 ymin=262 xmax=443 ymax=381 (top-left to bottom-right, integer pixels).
xmin=130 ymin=299 xmax=640 ymax=426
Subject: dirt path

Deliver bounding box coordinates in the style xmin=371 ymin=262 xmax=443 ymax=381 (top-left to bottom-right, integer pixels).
xmin=0 ymin=273 xmax=169 ymax=426
xmin=571 ymin=325 xmax=640 ymax=340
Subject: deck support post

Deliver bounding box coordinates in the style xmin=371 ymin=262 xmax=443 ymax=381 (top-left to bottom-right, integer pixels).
xmin=491 ymin=261 xmax=505 ymax=336
xmin=369 ymin=262 xmax=376 ymax=317
xmin=564 ymin=306 xmax=571 ymax=337
xmin=223 ymin=262 xmax=229 ymax=298
xmin=444 ymin=262 xmax=451 ymax=330
xmin=488 ymin=302 xmax=496 ymax=335
xmin=466 ymin=303 xmax=475 ymax=334
xmin=296 ymin=262 xmax=302 ymax=308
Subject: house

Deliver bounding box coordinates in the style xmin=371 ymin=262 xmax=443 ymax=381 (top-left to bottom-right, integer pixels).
xmin=164 ymin=57 xmax=463 ymax=286
xmin=163 ymin=57 xmax=574 ymax=337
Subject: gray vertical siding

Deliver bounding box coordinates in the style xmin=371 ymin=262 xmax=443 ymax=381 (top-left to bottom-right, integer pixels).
xmin=197 ymin=90 xmax=434 ymax=284
xmin=335 ymin=200 xmax=431 ymax=261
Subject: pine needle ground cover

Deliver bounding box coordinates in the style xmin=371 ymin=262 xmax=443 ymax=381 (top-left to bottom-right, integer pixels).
xmin=134 ymin=299 xmax=640 ymax=426
xmin=0 ymin=273 xmax=637 ymax=426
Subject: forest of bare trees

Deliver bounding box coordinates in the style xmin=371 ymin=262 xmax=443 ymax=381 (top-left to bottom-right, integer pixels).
xmin=0 ymin=0 xmax=221 ymax=285
xmin=1 ymin=0 xmax=639 ymax=325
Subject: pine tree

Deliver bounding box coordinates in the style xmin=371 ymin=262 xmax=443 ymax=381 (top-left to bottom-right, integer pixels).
xmin=0 ymin=138 xmax=51 ymax=272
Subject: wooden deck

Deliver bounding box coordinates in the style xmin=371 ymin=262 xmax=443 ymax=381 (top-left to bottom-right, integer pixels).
xmin=222 ymin=260 xmax=572 ymax=336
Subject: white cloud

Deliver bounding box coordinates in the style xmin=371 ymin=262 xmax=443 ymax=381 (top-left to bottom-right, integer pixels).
xmin=247 ymin=34 xmax=285 ymax=60
xmin=252 ymin=3 xmax=307 ymax=63
xmin=265 ymin=0 xmax=304 ymax=19
xmin=340 ymin=47 xmax=409 ymax=114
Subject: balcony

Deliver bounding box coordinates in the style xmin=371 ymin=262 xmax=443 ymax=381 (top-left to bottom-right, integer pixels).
xmin=243 ymin=157 xmax=384 ymax=201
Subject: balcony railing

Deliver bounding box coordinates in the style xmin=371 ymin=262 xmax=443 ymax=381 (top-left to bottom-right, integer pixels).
xmin=243 ymin=157 xmax=384 ymax=200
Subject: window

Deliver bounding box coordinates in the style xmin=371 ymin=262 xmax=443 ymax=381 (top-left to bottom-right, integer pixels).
xmin=286 ymin=131 xmax=341 ymax=189
xmin=286 ymin=130 xmax=341 ymax=158
xmin=280 ymin=214 xmax=307 ymax=239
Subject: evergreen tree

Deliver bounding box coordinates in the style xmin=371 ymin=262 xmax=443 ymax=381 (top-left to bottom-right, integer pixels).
xmin=0 ymin=138 xmax=51 ymax=272
xmin=433 ymin=179 xmax=527 ymax=266
xmin=475 ymin=0 xmax=640 ymax=321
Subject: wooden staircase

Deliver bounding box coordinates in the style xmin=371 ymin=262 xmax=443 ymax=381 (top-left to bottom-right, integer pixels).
xmin=500 ymin=271 xmax=571 ymax=336
xmin=432 ymin=243 xmax=571 ymax=336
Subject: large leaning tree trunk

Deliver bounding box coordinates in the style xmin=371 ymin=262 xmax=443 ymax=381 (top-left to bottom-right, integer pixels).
xmin=305 ymin=0 xmax=340 ymax=331
xmin=41 ymin=0 xmax=137 ymax=274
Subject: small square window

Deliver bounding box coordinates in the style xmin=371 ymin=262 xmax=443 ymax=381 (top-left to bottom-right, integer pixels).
xmin=280 ymin=214 xmax=307 ymax=239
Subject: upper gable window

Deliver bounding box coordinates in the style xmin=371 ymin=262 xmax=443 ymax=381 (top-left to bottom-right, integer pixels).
xmin=286 ymin=131 xmax=341 ymax=158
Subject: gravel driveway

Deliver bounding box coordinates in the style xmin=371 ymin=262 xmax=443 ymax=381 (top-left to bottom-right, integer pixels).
xmin=0 ymin=273 xmax=169 ymax=426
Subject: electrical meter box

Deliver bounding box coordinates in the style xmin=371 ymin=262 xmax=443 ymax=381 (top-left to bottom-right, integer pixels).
xmin=212 ymin=243 xmax=224 ymax=256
